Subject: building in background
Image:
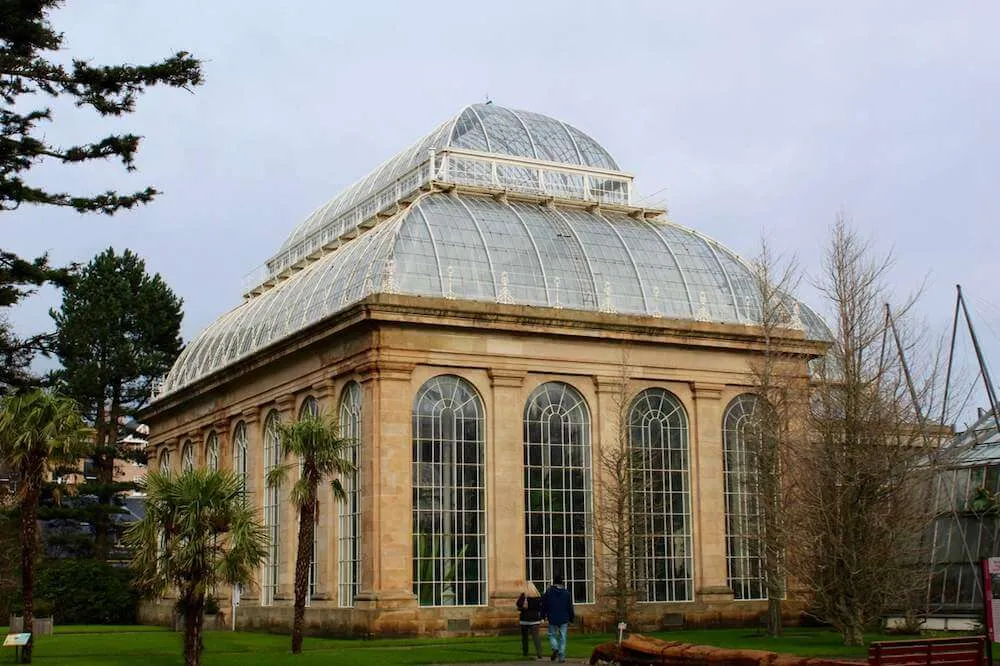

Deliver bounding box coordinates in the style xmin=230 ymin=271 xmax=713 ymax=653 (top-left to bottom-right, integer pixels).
xmin=141 ymin=103 xmax=830 ymax=635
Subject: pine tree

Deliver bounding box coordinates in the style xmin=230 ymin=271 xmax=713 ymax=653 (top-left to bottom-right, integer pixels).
xmin=51 ymin=247 xmax=183 ymax=559
xmin=0 ymin=0 xmax=202 ymax=388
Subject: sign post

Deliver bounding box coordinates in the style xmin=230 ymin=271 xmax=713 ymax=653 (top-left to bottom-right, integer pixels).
xmin=980 ymin=558 xmax=1000 ymax=665
xmin=3 ymin=632 xmax=32 ymax=662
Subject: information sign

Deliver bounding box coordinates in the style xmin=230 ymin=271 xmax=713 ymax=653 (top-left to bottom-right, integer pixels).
xmin=3 ymin=633 xmax=30 ymax=647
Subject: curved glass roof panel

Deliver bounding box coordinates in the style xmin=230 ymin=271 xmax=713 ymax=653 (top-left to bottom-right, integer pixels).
xmin=276 ymin=104 xmax=619 ymax=257
xmin=163 ymin=192 xmax=831 ymax=396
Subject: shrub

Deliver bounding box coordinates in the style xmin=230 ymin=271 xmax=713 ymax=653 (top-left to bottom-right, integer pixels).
xmin=35 ymin=559 xmax=138 ymax=624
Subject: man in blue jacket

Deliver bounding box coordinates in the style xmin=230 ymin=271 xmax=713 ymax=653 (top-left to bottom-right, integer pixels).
xmin=540 ymin=574 xmax=574 ymax=663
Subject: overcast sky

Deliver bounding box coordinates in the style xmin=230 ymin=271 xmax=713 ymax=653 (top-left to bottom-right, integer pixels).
xmin=7 ymin=1 xmax=1000 ymax=427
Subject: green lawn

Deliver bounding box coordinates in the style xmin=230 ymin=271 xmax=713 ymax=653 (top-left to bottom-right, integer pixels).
xmin=0 ymin=625 xmax=971 ymax=665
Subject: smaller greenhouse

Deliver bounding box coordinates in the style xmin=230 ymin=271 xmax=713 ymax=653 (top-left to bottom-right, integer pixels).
xmin=927 ymin=407 xmax=1000 ymax=616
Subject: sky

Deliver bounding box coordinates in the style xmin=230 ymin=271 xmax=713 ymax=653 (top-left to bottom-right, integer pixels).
xmin=7 ymin=1 xmax=1000 ymax=427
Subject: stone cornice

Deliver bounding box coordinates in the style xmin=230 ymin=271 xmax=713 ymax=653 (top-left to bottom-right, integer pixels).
xmin=691 ymin=382 xmax=725 ymax=401
xmin=142 ymin=293 xmax=826 ymax=422
xmin=594 ymin=375 xmax=626 ymax=395
xmin=488 ymin=368 xmax=526 ymax=388
xmin=312 ymin=378 xmax=337 ymax=400
xmin=275 ymin=394 xmax=297 ymax=415
xmin=357 ymin=359 xmax=415 ymax=383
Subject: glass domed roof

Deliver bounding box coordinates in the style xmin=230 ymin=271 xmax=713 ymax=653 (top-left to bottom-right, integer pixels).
xmin=277 ymin=104 xmax=618 ymax=257
xmin=158 ymin=104 xmax=830 ymax=397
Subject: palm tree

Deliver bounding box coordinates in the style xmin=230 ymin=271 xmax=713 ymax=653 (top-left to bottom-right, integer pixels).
xmin=0 ymin=390 xmax=91 ymax=664
xmin=267 ymin=412 xmax=355 ymax=654
xmin=126 ymin=469 xmax=267 ymax=666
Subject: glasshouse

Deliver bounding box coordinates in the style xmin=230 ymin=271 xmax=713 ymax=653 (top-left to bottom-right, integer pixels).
xmin=141 ymin=103 xmax=830 ymax=634
xmin=926 ymin=407 xmax=1000 ymax=627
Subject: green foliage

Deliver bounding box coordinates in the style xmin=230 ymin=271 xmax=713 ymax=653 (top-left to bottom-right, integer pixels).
xmin=35 ymin=559 xmax=137 ymax=624
xmin=52 ymin=246 xmax=182 ymax=559
xmin=0 ymin=1 xmax=203 ymax=214
xmin=266 ymin=413 xmax=356 ymax=507
xmin=0 ymin=389 xmax=92 ymax=485
xmin=0 ymin=511 xmax=21 ymax=618
xmin=52 ymin=248 xmax=183 ymax=428
xmin=414 ymin=532 xmax=468 ymax=606
xmin=126 ymin=469 xmax=267 ymax=665
xmin=0 ymin=0 xmax=202 ymax=392
xmin=126 ymin=469 xmax=267 ymax=600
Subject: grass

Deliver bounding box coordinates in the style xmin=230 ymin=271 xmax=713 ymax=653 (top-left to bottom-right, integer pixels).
xmin=0 ymin=625 xmax=984 ymax=665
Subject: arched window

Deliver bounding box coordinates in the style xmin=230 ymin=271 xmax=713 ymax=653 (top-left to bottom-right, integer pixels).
xmin=412 ymin=375 xmax=486 ymax=606
xmin=629 ymin=388 xmax=693 ymax=602
xmin=181 ymin=440 xmax=195 ymax=472
xmin=262 ymin=410 xmax=281 ymax=606
xmin=158 ymin=449 xmax=172 ymax=475
xmin=205 ymin=431 xmax=219 ymax=471
xmin=299 ymin=396 xmax=319 ymax=419
xmin=524 ymin=381 xmax=594 ymax=604
xmin=339 ymin=381 xmax=362 ymax=607
xmin=723 ymin=394 xmax=768 ymax=600
xmin=298 ymin=395 xmax=319 ymax=604
xmin=233 ymin=421 xmax=249 ymax=501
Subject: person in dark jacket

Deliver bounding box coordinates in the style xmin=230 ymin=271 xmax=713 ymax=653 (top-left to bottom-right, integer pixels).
xmin=516 ymin=591 xmax=543 ymax=660
xmin=540 ymin=574 xmax=574 ymax=663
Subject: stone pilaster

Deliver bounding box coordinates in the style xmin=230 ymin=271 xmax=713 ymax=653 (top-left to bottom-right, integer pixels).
xmin=487 ymin=368 xmax=527 ymax=604
xmin=274 ymin=395 xmax=298 ymax=601
xmin=311 ymin=377 xmax=338 ymax=601
xmin=355 ymin=360 xmax=418 ymax=609
xmin=691 ymin=382 xmax=733 ymax=603
xmin=240 ymin=407 xmax=261 ymax=601
xmin=214 ymin=419 xmax=230 ymax=470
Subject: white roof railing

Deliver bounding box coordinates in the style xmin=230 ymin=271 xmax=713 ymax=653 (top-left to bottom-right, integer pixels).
xmin=241 ymin=149 xmax=636 ymax=299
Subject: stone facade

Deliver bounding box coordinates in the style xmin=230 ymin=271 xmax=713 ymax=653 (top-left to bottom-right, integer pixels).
xmin=140 ymin=293 xmax=824 ymax=635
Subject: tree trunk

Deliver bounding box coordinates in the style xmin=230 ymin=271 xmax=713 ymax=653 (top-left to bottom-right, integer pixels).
xmin=93 ymin=399 xmax=117 ymax=561
xmin=291 ymin=489 xmax=316 ymax=654
xmin=767 ymin=597 xmax=782 ymax=637
xmin=19 ymin=468 xmax=40 ymax=664
xmin=182 ymin=588 xmax=205 ymax=666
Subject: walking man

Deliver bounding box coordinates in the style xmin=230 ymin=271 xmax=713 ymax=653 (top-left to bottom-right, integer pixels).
xmin=516 ymin=591 xmax=543 ymax=660
xmin=540 ymin=574 xmax=574 ymax=663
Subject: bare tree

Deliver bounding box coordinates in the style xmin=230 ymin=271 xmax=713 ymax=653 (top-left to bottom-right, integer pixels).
xmin=595 ymin=352 xmax=639 ymax=626
xmin=742 ymin=237 xmax=809 ymax=637
xmin=789 ymin=216 xmax=940 ymax=645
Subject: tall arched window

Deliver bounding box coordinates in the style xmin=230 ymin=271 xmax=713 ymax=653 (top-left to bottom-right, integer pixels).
xmin=298 ymin=396 xmax=319 ymax=604
xmin=205 ymin=431 xmax=219 ymax=471
xmin=412 ymin=375 xmax=486 ymax=606
xmin=524 ymin=381 xmax=594 ymax=604
xmin=339 ymin=381 xmax=362 ymax=607
xmin=629 ymin=388 xmax=693 ymax=602
xmin=233 ymin=421 xmax=249 ymax=502
xmin=300 ymin=396 xmax=319 ymax=418
xmin=723 ymin=394 xmax=768 ymax=600
xmin=158 ymin=449 xmax=172 ymax=475
xmin=181 ymin=440 xmax=195 ymax=472
xmin=262 ymin=410 xmax=281 ymax=606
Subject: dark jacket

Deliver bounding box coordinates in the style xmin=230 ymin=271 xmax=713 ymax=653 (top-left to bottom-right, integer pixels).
xmin=540 ymin=584 xmax=574 ymax=625
xmin=516 ymin=593 xmax=542 ymax=624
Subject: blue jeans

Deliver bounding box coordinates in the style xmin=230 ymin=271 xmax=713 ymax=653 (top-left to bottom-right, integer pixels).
xmin=547 ymin=623 xmax=568 ymax=660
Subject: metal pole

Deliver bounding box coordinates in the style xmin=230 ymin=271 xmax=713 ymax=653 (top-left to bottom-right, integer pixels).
xmin=940 ymin=286 xmax=962 ymax=428
xmin=957 ymin=286 xmax=1000 ymax=434
xmin=886 ymin=304 xmax=928 ymax=444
